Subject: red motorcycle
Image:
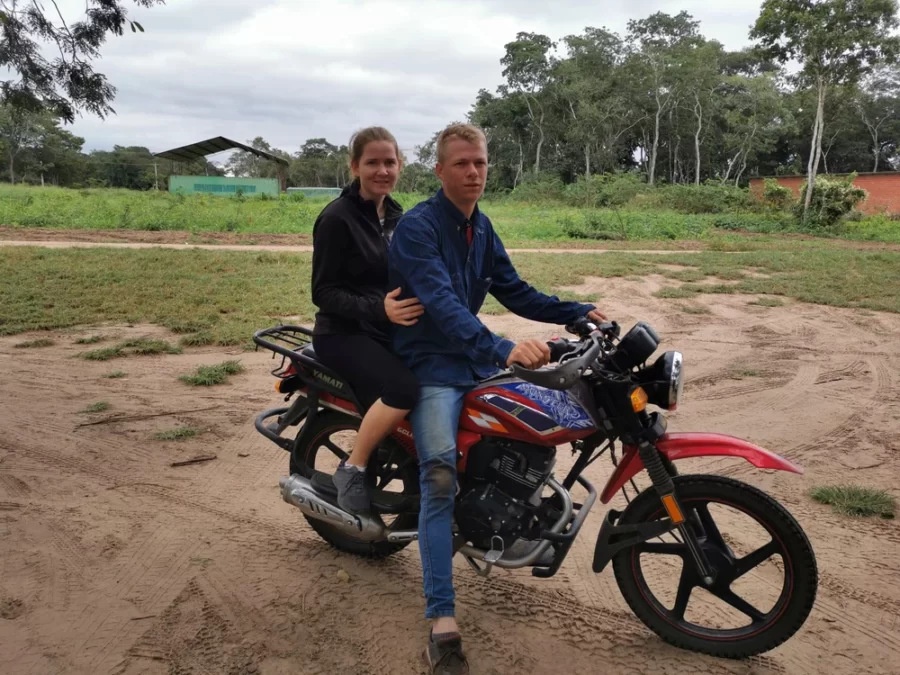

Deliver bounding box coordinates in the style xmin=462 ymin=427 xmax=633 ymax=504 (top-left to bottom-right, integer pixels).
xmin=253 ymin=318 xmax=817 ymax=659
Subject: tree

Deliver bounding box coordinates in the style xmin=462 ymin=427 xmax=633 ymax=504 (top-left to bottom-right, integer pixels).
xmin=626 ymin=11 xmax=702 ymax=185
xmin=555 ymin=28 xmax=639 ymax=177
xmin=717 ymin=73 xmax=793 ymax=184
xmin=682 ymin=41 xmax=725 ymax=184
xmin=1 ymin=0 xmax=164 ymax=121
xmin=0 ymin=104 xmax=42 ymax=182
xmin=225 ymin=137 xmax=289 ymax=179
xmin=854 ymin=65 xmax=900 ymax=171
xmin=752 ymin=0 xmax=900 ymax=219
xmin=500 ymin=32 xmax=556 ymax=175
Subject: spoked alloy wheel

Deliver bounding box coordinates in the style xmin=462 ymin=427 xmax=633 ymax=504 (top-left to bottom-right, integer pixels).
xmin=612 ymin=475 xmax=817 ymax=658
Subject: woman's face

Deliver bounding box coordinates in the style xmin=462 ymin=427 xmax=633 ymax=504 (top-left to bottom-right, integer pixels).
xmin=351 ymin=140 xmax=401 ymax=198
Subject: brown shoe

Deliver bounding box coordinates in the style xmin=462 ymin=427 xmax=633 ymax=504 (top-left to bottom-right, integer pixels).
xmin=423 ymin=631 xmax=469 ymax=674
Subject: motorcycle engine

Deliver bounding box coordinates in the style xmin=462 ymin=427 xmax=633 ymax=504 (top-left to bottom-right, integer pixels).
xmin=455 ymin=439 xmax=556 ymax=550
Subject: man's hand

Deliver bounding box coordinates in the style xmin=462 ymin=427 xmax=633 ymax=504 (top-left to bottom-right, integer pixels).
xmin=506 ymin=339 xmax=551 ymax=370
xmin=384 ymin=287 xmax=425 ymax=326
xmin=586 ymin=308 xmax=608 ymax=323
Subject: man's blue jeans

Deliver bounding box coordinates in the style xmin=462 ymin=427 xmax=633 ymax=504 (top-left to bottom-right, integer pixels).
xmin=410 ymin=385 xmax=471 ymax=619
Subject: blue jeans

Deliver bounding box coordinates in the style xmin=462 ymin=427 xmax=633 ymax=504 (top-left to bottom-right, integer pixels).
xmin=410 ymin=385 xmax=471 ymax=619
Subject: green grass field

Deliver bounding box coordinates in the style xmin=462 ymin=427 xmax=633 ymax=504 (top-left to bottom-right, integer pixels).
xmin=1 ymin=246 xmax=897 ymax=345
xmin=2 ymin=184 xmax=898 ymax=246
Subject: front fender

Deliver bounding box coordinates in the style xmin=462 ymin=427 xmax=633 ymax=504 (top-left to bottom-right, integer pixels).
xmin=599 ymin=432 xmax=802 ymax=504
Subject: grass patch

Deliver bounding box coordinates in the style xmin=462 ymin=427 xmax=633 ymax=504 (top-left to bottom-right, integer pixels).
xmin=81 ymin=401 xmax=110 ymax=413
xmin=118 ymin=338 xmax=182 ymax=356
xmin=179 ymin=360 xmax=245 ymax=386
xmin=104 ymin=371 xmax=126 ymax=378
xmin=810 ymin=484 xmax=896 ymax=519
xmin=163 ymin=316 xmax=218 ymax=334
xmin=80 ymin=337 xmax=181 ymax=360
xmin=179 ymin=331 xmax=216 ymax=347
xmin=663 ymin=269 xmax=707 ymax=283
xmin=751 ymin=297 xmax=784 ymax=307
xmin=731 ymin=368 xmax=761 ymax=378
xmin=1 ymin=247 xmax=899 ymax=345
xmin=75 ymin=334 xmax=105 ymax=344
xmin=653 ymin=286 xmax=699 ymax=299
xmin=13 ymin=337 xmax=55 ymax=348
xmin=4 ymin=183 xmax=900 ymax=247
xmin=81 ymin=346 xmax=124 ymax=361
xmin=154 ymin=427 xmax=200 ymax=441
xmin=679 ymin=303 xmax=711 ymax=315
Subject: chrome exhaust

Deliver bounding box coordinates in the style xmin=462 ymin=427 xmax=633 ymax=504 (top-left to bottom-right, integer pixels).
xmin=279 ymin=474 xmax=386 ymax=542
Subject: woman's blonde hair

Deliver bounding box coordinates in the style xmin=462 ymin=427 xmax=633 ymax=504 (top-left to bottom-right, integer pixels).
xmin=348 ymin=126 xmax=401 ymax=166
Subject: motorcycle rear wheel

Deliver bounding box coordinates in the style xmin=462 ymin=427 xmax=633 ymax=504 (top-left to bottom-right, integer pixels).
xmin=293 ymin=410 xmax=420 ymax=558
xmin=612 ymin=475 xmax=817 ymax=659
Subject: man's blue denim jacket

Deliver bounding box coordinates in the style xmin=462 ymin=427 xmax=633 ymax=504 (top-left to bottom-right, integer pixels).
xmin=388 ymin=189 xmax=595 ymax=387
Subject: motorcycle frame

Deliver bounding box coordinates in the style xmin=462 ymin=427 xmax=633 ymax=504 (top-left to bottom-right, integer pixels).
xmin=252 ymin=325 xmax=804 ymax=581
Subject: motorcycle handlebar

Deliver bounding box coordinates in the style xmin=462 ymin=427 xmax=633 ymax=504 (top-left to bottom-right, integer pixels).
xmin=512 ymin=336 xmax=603 ymax=391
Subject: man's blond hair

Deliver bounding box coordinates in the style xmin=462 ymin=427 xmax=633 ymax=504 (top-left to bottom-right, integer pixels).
xmin=436 ymin=123 xmax=487 ymax=164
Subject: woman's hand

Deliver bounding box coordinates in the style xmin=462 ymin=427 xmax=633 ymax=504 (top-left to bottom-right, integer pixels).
xmin=384 ymin=287 xmax=425 ymax=326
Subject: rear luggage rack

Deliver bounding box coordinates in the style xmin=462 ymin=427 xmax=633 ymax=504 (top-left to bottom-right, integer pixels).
xmin=253 ymin=325 xmax=364 ymax=412
xmin=253 ymin=325 xmax=314 ymax=378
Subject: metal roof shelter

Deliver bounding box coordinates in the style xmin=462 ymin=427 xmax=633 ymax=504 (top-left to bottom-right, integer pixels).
xmin=154 ymin=136 xmax=289 ymax=191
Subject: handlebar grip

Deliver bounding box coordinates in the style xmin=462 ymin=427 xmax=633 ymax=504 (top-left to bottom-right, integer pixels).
xmin=547 ymin=338 xmax=571 ymax=363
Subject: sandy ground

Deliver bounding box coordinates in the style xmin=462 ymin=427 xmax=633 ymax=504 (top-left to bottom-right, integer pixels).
xmin=2 ymin=273 xmax=900 ymax=675
xmin=0 ymin=236 xmax=693 ymax=255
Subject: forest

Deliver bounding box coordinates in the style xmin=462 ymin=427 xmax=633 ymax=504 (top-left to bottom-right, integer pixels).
xmin=2 ymin=5 xmax=898 ymax=197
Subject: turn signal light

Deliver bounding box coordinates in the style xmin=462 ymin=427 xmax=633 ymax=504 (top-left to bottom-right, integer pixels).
xmin=630 ymin=386 xmax=648 ymax=412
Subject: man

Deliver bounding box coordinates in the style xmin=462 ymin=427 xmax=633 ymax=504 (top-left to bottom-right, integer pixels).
xmin=388 ymin=123 xmax=605 ymax=673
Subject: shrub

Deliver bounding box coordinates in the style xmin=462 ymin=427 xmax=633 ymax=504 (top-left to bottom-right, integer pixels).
xmin=762 ymin=178 xmax=795 ymax=211
xmin=562 ymin=172 xmax=647 ymax=208
xmin=561 ymin=211 xmax=627 ymax=240
xmin=509 ymin=173 xmax=566 ymax=202
xmin=795 ymin=174 xmax=867 ymax=230
xmin=648 ymin=183 xmax=754 ymax=214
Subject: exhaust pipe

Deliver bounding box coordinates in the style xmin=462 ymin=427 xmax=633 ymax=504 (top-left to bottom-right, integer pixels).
xmin=279 ymin=474 xmax=386 ymax=542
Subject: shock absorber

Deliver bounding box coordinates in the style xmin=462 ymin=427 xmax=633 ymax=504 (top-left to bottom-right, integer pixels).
xmin=638 ymin=441 xmax=715 ymax=585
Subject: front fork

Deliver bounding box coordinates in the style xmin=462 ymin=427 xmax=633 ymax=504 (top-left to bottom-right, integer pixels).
xmin=637 ymin=441 xmax=716 ymax=585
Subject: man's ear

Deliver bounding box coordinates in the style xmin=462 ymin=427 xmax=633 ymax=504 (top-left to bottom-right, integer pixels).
xmin=434 ymin=163 xmax=443 ymax=181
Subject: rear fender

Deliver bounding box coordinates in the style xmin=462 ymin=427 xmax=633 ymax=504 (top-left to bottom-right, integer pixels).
xmin=599 ymin=432 xmax=802 ymax=504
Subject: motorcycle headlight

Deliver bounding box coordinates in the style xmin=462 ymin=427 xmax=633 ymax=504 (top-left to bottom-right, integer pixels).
xmin=637 ymin=351 xmax=684 ymax=410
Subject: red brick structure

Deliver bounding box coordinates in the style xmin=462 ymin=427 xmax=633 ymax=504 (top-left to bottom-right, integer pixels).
xmin=749 ymin=173 xmax=900 ymax=215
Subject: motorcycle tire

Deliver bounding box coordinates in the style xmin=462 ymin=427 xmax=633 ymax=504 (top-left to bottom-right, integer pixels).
xmin=292 ymin=410 xmax=420 ymax=559
xmin=611 ymin=474 xmax=818 ymax=659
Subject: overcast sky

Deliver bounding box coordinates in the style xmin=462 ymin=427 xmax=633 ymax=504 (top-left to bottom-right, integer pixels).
xmin=56 ymin=0 xmax=765 ymax=159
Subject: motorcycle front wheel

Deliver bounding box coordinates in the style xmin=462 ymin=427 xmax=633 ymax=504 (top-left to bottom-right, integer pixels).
xmin=612 ymin=475 xmax=817 ymax=659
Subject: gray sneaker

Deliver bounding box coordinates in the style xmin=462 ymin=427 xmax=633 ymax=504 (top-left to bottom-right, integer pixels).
xmin=332 ymin=462 xmax=371 ymax=514
xmin=423 ymin=632 xmax=469 ymax=674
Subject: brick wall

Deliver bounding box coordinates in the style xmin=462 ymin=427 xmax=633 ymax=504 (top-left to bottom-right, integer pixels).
xmin=749 ymin=173 xmax=900 ymax=215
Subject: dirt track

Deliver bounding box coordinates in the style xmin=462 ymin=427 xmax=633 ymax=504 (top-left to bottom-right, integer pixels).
xmin=2 ymin=274 xmax=900 ymax=674
xmin=0 ymin=238 xmax=694 ymax=255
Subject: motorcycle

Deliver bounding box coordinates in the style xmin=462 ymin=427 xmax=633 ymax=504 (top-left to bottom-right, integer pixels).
xmin=252 ymin=318 xmax=817 ymax=659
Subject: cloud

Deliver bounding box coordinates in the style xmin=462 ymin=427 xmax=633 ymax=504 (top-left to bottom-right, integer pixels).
xmin=56 ymin=0 xmax=764 ymax=157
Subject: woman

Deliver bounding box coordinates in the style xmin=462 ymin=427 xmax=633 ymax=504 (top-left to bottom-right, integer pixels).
xmin=310 ymin=126 xmax=423 ymax=514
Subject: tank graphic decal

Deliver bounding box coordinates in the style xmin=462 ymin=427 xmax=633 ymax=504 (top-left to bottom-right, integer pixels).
xmin=479 ymin=393 xmax=563 ymax=435
xmin=498 ymin=383 xmax=594 ymax=430
xmin=466 ymin=408 xmax=507 ymax=433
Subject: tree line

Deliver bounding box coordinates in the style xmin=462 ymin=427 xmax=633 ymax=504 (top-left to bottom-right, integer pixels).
xmin=3 ymin=0 xmax=898 ymax=216
xmin=470 ymin=3 xmax=899 ymax=202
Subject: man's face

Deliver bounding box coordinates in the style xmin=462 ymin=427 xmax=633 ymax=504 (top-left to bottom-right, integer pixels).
xmin=435 ymin=137 xmax=488 ymax=205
